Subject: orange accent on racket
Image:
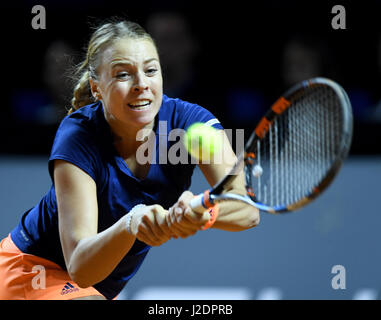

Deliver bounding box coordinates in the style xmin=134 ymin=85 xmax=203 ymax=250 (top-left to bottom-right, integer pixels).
xmin=272 ymin=96 xmax=291 ymax=114
xmin=201 ymin=205 xmax=219 ymax=230
xmin=203 ymin=190 xmax=213 ymax=208
xmin=255 ymin=117 xmax=272 ymax=139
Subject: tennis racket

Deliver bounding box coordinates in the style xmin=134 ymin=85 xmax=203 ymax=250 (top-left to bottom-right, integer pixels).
xmin=190 ymin=77 xmax=353 ymax=220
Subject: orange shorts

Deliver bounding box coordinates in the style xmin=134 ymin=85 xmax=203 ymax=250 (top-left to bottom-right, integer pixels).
xmin=0 ymin=234 xmax=105 ymax=300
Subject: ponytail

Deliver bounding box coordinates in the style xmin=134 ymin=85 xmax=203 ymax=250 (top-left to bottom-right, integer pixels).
xmin=69 ymin=67 xmax=94 ymax=114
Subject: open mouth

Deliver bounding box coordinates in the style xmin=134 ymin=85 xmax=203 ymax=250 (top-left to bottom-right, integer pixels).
xmin=128 ymin=100 xmax=152 ymax=110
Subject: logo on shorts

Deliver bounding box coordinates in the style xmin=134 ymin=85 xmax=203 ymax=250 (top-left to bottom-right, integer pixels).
xmin=61 ymin=282 xmax=79 ymax=295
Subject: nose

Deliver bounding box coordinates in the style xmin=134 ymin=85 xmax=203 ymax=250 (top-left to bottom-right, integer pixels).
xmin=132 ymin=72 xmax=149 ymax=92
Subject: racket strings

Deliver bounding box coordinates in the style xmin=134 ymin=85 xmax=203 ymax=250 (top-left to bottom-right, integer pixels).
xmin=252 ymin=85 xmax=344 ymax=207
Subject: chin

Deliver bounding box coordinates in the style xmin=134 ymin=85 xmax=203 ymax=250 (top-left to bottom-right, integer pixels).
xmin=128 ymin=114 xmax=156 ymax=128
xmin=133 ymin=108 xmax=160 ymax=125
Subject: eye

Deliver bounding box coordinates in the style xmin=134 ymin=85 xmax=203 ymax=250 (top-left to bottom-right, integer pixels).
xmin=145 ymin=68 xmax=158 ymax=76
xmin=116 ymin=72 xmax=130 ymax=79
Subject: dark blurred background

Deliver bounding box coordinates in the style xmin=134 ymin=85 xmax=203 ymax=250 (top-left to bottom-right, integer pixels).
xmin=0 ymin=0 xmax=380 ymax=155
xmin=0 ymin=0 xmax=381 ymax=300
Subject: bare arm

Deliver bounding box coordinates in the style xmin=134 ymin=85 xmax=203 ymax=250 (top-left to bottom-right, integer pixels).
xmin=200 ymin=130 xmax=259 ymax=230
xmin=169 ymin=130 xmax=260 ymax=234
xmin=54 ymin=160 xmax=171 ymax=288
xmin=198 ymin=162 xmax=259 ymax=231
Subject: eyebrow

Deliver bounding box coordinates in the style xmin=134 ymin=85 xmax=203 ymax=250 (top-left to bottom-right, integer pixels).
xmin=110 ymin=58 xmax=159 ymax=68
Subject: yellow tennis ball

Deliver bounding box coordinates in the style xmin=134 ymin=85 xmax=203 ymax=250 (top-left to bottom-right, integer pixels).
xmin=184 ymin=122 xmax=221 ymax=162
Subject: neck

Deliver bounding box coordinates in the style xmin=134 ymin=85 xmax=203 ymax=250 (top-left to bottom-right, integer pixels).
xmin=108 ymin=117 xmax=155 ymax=159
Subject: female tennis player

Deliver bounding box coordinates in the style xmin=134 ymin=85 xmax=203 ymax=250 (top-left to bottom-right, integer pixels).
xmin=0 ymin=19 xmax=259 ymax=300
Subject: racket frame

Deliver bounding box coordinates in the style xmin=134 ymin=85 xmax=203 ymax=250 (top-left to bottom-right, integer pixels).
xmin=191 ymin=77 xmax=353 ymax=214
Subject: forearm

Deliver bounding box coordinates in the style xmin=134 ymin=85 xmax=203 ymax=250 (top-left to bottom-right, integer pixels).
xmin=197 ymin=147 xmax=259 ymax=231
xmin=67 ymin=215 xmax=134 ymax=288
xmin=211 ymin=188 xmax=260 ymax=231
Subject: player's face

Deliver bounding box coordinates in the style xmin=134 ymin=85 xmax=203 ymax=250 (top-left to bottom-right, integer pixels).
xmin=94 ymin=38 xmax=163 ymax=131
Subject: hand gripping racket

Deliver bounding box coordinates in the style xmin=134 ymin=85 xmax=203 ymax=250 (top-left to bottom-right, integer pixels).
xmin=190 ymin=77 xmax=353 ymax=227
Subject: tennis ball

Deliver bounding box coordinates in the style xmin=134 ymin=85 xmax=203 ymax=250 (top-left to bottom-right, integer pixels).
xmin=184 ymin=122 xmax=222 ymax=162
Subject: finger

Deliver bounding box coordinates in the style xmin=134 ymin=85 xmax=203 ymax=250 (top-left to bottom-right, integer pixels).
xmin=176 ymin=191 xmax=208 ymax=224
xmin=169 ymin=223 xmax=197 ymax=239
xmin=170 ymin=204 xmax=195 ymax=226
xmin=142 ymin=214 xmax=167 ymax=241
xmin=174 ymin=207 xmax=184 ymax=223
xmin=137 ymin=223 xmax=169 ymax=246
xmin=169 ymin=205 xmax=203 ymax=236
xmin=167 ymin=206 xmax=177 ymax=224
xmin=149 ymin=206 xmax=177 ymax=243
xmin=175 ymin=191 xmax=194 ymax=212
xmin=175 ymin=215 xmax=203 ymax=231
xmin=178 ymin=190 xmax=194 ymax=203
xmin=168 ymin=206 xmax=184 ymax=229
xmin=146 ymin=205 xmax=172 ymax=239
xmin=136 ymin=224 xmax=160 ymax=246
xmin=165 ymin=212 xmax=178 ymax=239
xmin=167 ymin=219 xmax=187 ymax=238
xmin=169 ymin=217 xmax=200 ymax=238
xmin=183 ymin=207 xmax=211 ymax=226
xmin=152 ymin=207 xmax=173 ymax=238
xmin=166 ymin=206 xmax=200 ymax=238
xmin=139 ymin=208 xmax=167 ymax=241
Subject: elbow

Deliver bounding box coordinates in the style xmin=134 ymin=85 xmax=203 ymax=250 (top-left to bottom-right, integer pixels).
xmin=243 ymin=207 xmax=260 ymax=229
xmin=213 ymin=206 xmax=260 ymax=231
xmin=73 ymin=278 xmax=92 ymax=289
xmin=250 ymin=208 xmax=260 ymax=227
xmin=68 ymin=265 xmax=96 ymax=289
xmin=69 ymin=272 xmax=94 ymax=289
xmin=227 ymin=207 xmax=260 ymax=231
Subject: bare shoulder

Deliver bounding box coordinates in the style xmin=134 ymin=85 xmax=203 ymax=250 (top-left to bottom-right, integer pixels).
xmin=53 ymin=159 xmax=96 ymax=189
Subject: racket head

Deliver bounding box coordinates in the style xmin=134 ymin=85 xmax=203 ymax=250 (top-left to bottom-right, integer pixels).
xmin=244 ymin=77 xmax=353 ymax=213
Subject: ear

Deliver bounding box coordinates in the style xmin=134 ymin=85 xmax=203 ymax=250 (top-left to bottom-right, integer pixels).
xmin=89 ymin=77 xmax=102 ymax=100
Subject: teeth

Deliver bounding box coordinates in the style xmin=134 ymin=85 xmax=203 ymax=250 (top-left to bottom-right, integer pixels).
xmin=129 ymin=100 xmax=151 ymax=107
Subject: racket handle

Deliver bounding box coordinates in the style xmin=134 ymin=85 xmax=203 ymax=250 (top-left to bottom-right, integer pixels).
xmin=189 ymin=190 xmax=219 ymax=230
xmin=190 ymin=190 xmax=214 ymax=213
xmin=189 ymin=193 xmax=207 ymax=214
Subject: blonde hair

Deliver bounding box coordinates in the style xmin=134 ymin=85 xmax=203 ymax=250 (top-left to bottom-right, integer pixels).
xmin=69 ymin=19 xmax=156 ymax=114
